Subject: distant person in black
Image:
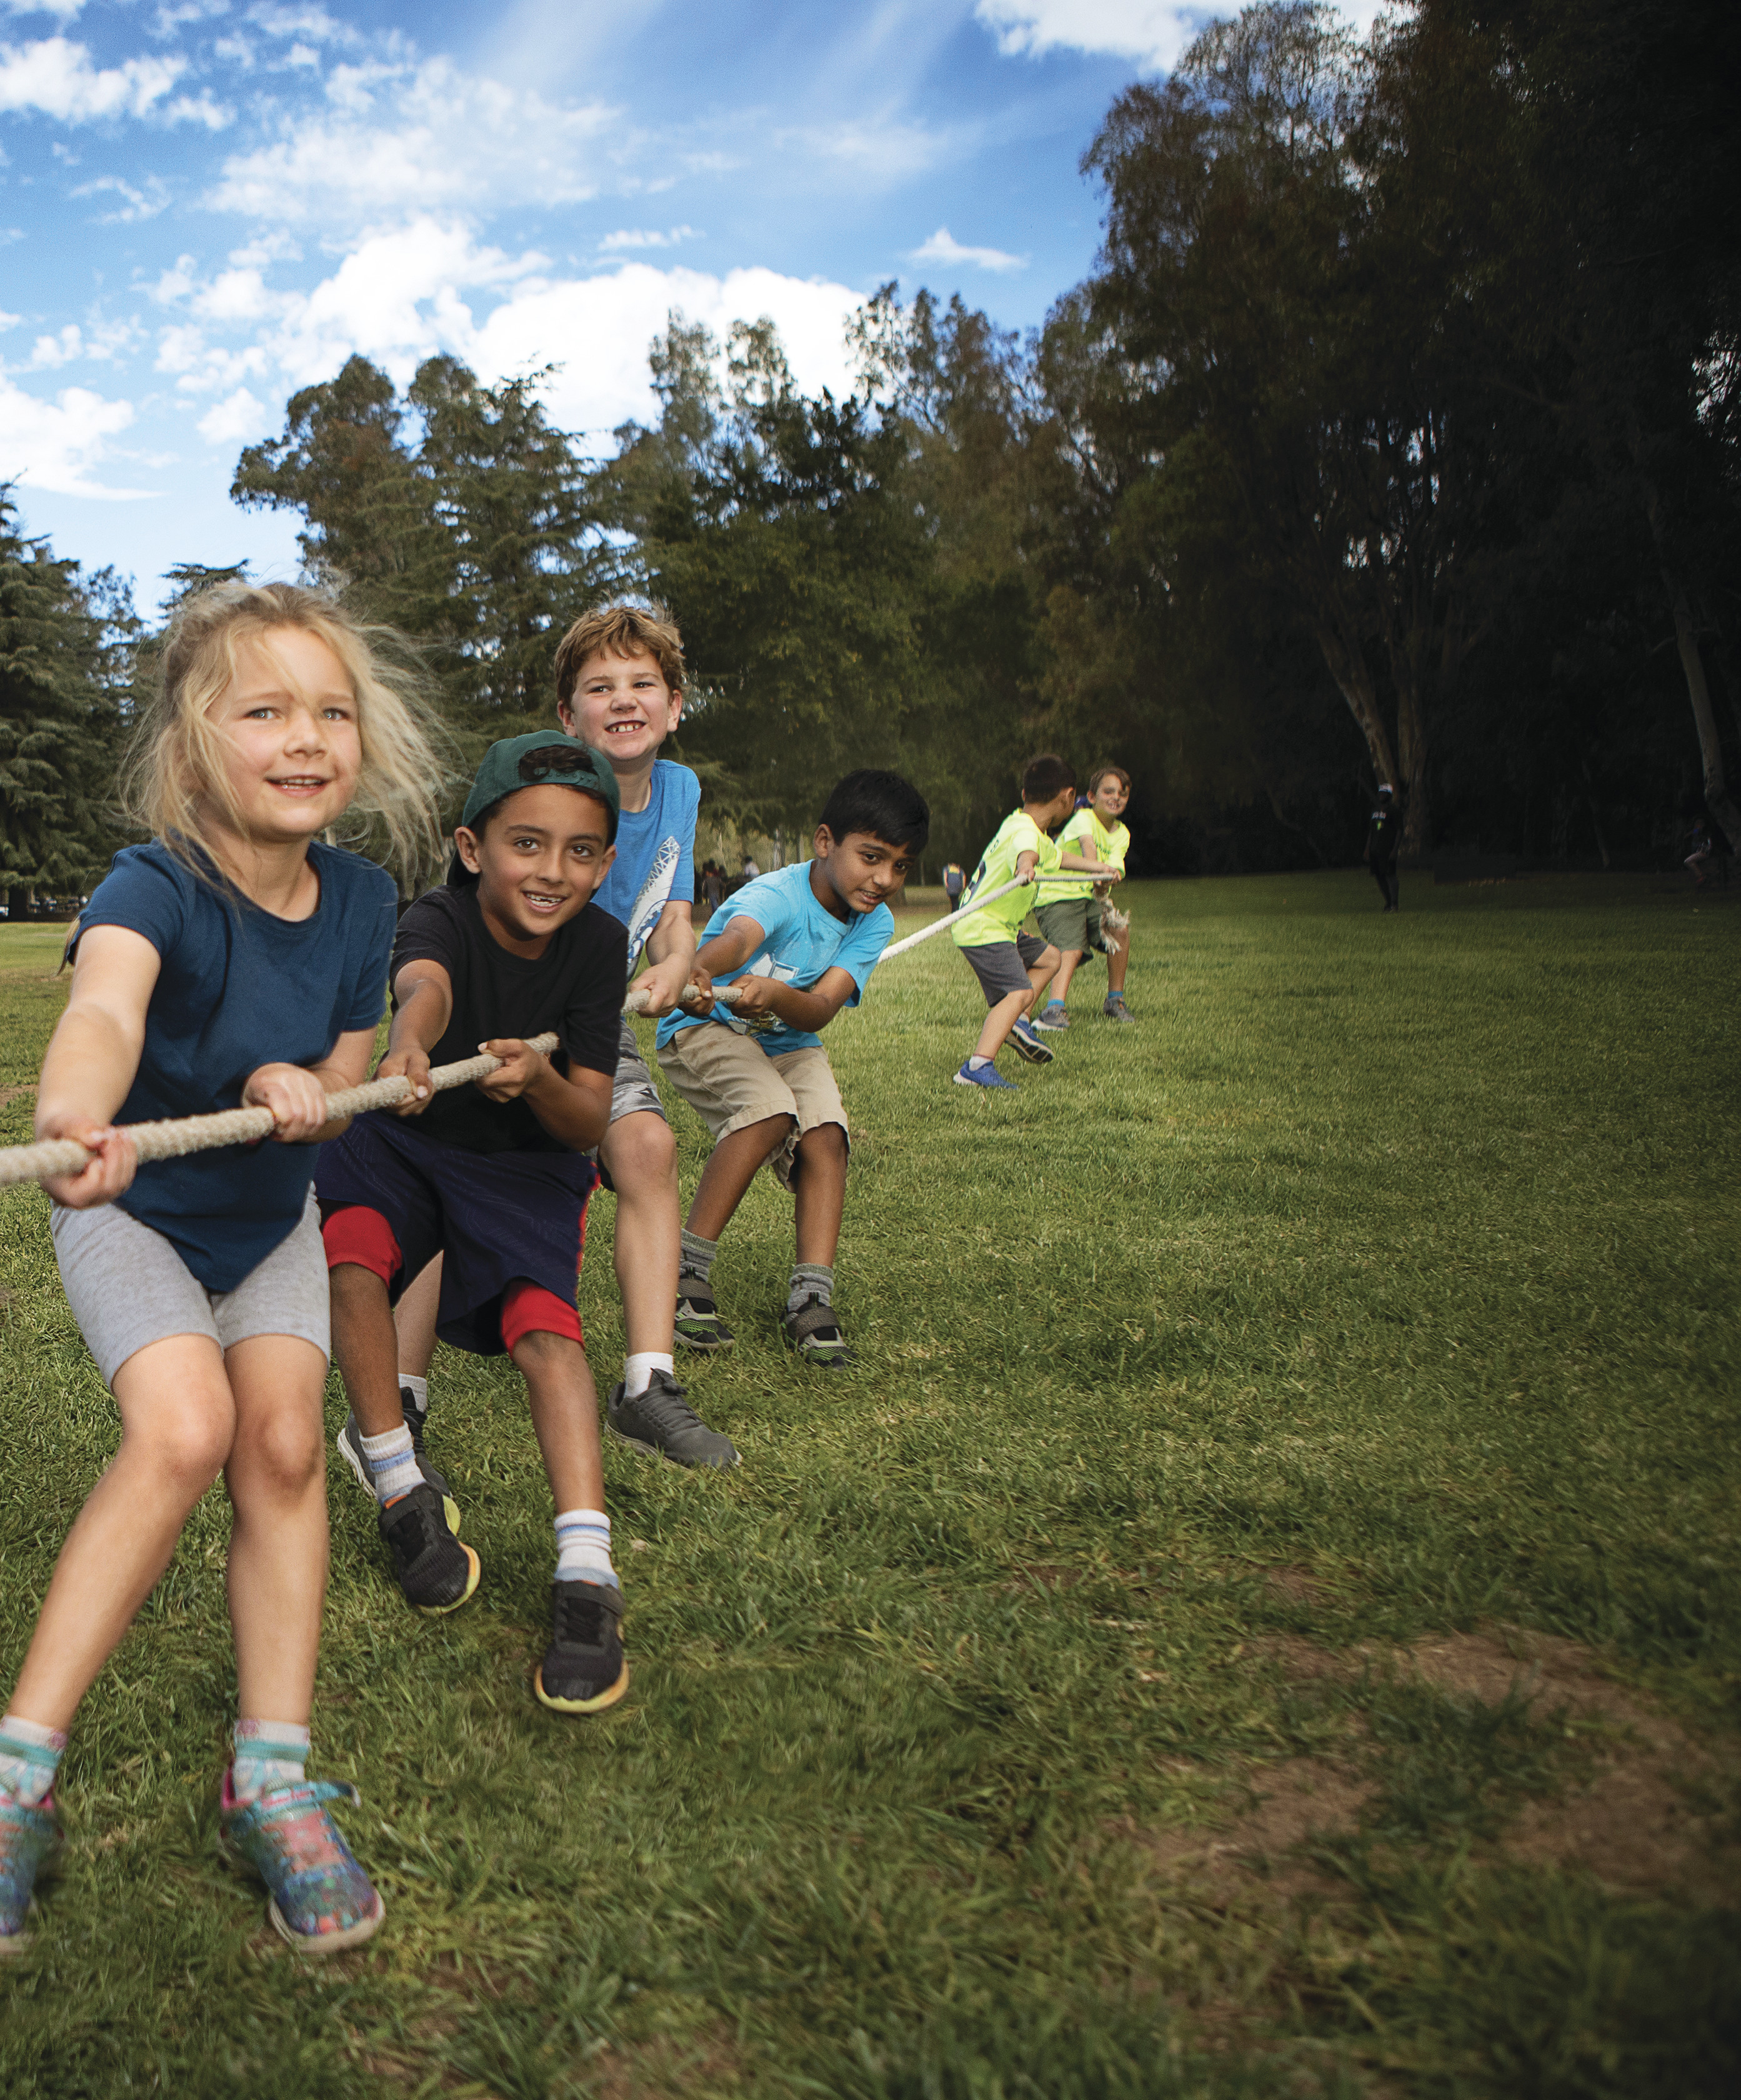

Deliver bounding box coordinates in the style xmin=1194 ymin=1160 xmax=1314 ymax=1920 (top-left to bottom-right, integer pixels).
xmin=1365 ymin=784 xmax=1400 ymax=911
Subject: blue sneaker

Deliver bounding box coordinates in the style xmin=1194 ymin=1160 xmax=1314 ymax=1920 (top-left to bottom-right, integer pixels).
xmin=954 ymin=1059 xmax=1017 ymax=1091
xmin=220 ymin=1769 xmax=385 ymax=1954
xmin=1009 ymin=1018 xmax=1055 ymax=1066
xmin=0 ymin=1791 xmax=57 ymax=1956
xmin=1033 ymin=1002 xmax=1070 ymax=1032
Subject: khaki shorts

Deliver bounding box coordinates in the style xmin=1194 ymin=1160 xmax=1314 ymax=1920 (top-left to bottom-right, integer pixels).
xmin=656 ymin=1024 xmax=847 ymax=1192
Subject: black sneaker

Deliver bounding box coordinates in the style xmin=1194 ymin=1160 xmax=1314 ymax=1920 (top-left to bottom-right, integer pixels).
xmin=607 ymin=1370 xmax=739 ymax=1469
xmin=337 ymin=1386 xmax=461 ymax=1534
xmin=535 ymin=1579 xmax=629 ymax=1714
xmin=783 ymin=1294 xmax=854 ymax=1369
xmin=674 ymin=1280 xmax=736 ymax=1353
xmin=377 ymin=1483 xmax=480 ymax=1614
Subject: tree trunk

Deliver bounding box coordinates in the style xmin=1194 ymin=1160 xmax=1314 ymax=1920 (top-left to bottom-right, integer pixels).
xmin=1310 ymin=622 xmax=1399 ymax=799
xmin=1394 ymin=676 xmax=1431 ymax=860
xmin=1631 ymin=444 xmax=1741 ymax=852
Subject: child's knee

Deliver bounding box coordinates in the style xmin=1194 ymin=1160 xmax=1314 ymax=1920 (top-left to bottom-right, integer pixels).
xmin=136 ymin=1406 xmax=234 ymax=1498
xmin=604 ymin=1111 xmax=676 ymax=1189
xmin=797 ymin=1120 xmax=846 ymax=1162
xmin=240 ymin=1406 xmax=324 ymax=1498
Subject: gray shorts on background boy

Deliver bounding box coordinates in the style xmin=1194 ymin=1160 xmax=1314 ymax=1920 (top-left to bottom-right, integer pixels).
xmin=960 ymin=930 xmax=1051 ymax=1004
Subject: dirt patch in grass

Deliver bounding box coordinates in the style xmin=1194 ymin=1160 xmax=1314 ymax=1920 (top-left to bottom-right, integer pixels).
xmin=1258 ymin=1622 xmax=1741 ymax=1904
xmin=1132 ymin=1758 xmax=1374 ymax=1904
xmin=0 ymin=1086 xmax=33 ymax=1108
xmin=586 ymin=2022 xmax=746 ymax=2098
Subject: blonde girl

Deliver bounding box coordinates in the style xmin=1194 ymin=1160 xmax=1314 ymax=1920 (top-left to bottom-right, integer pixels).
xmin=0 ymin=582 xmax=442 ymax=1956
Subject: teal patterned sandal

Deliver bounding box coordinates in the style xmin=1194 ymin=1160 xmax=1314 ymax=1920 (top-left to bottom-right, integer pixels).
xmin=0 ymin=1791 xmax=57 ymax=1956
xmin=219 ymin=1770 xmax=384 ymax=1954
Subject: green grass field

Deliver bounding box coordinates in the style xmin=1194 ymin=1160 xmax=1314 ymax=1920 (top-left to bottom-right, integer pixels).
xmin=0 ymin=872 xmax=1737 ymax=2099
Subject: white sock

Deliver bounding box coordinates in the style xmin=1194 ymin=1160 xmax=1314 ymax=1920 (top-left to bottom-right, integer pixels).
xmin=360 ymin=1423 xmax=420 ymax=1504
xmin=399 ymin=1374 xmax=429 ymax=1416
xmin=969 ymin=1054 xmax=992 ymax=1070
xmin=622 ymin=1351 xmax=673 ymax=1400
xmin=554 ymin=1508 xmax=617 ymax=1588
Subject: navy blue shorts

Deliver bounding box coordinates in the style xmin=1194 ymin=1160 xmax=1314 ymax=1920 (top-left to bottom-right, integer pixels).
xmin=314 ymin=1114 xmax=597 ymax=1357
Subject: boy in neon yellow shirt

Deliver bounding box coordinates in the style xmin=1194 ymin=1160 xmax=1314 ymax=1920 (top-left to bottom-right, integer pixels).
xmin=1034 ymin=764 xmax=1134 ymax=1026
xmin=951 ymin=754 xmax=1121 ymax=1091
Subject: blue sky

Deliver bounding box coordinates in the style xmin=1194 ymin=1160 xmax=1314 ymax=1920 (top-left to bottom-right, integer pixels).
xmin=1 ymin=0 xmax=1384 ymax=613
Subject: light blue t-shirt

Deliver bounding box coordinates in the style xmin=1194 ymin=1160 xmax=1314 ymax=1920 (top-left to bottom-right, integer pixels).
xmin=591 ymin=759 xmax=698 ymax=969
xmin=656 ymin=861 xmax=894 ymax=1059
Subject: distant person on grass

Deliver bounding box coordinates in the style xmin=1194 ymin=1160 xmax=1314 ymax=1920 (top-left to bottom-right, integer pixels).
xmin=1034 ymin=764 xmax=1134 ymax=1028
xmin=380 ymin=606 xmax=734 ymax=1478
xmin=656 ymin=770 xmax=929 ymax=1368
xmin=317 ymin=733 xmax=637 ymax=1719
xmin=950 ymin=754 xmax=1122 ymax=1092
xmin=1 ymin=582 xmax=447 ymax=1956
xmin=1365 ymin=782 xmax=1400 ymax=911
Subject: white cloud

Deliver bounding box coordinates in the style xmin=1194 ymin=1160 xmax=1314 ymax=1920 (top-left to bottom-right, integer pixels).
xmin=0 ymin=370 xmax=146 ymax=498
xmin=909 ymin=224 xmax=1027 ymax=273
xmin=1 ymin=0 xmax=87 ymax=22
xmin=0 ymin=309 xmax=19 ymax=329
xmin=600 ymin=226 xmax=701 ymax=252
xmin=147 ymin=224 xmax=865 ymax=444
xmin=977 ymin=0 xmax=1397 ymax=71
xmin=206 ymin=56 xmax=614 ymax=224
xmin=30 ymin=320 xmax=81 ymax=366
xmin=0 ymin=35 xmax=189 ymax=120
xmin=197 ymin=384 xmax=269 ymax=445
xmin=72 ymin=171 xmax=171 ymax=221
xmin=247 ymin=1 xmax=356 ymax=42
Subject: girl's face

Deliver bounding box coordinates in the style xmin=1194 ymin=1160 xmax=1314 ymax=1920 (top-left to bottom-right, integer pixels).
xmin=1090 ymin=774 xmax=1129 ymax=821
xmin=208 ymin=626 xmax=362 ymax=846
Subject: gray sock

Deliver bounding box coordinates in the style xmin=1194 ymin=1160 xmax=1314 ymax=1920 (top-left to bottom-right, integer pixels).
xmin=788 ymin=1262 xmax=834 ymax=1314
xmin=679 ymin=1229 xmax=719 ymax=1289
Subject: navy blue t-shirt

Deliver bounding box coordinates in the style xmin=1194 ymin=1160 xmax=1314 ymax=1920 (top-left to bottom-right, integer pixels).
xmin=74 ymin=841 xmax=397 ymax=1291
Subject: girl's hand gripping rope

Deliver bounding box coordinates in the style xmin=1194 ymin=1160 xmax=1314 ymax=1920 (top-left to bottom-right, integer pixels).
xmin=243 ymin=1062 xmax=337 ymax=1144
xmin=36 ymin=1114 xmax=137 ymax=1211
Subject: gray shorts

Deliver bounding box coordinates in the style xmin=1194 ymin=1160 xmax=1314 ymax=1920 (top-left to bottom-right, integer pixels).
xmin=1034 ymin=898 xmax=1108 ymax=957
xmin=609 ymin=1018 xmax=667 ymax=1127
xmin=49 ymin=1191 xmax=331 ymax=1388
xmin=959 ymin=932 xmax=1052 ymax=1006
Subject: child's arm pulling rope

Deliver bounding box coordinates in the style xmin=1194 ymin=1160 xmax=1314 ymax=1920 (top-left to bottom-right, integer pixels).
xmin=0 ymin=1034 xmax=562 ymax=1189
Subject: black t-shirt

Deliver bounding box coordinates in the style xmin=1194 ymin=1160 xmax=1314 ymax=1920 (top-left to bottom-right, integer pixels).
xmin=391 ymin=884 xmax=627 ymax=1154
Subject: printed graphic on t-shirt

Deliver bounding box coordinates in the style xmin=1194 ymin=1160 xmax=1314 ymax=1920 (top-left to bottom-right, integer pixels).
xmin=624 ymin=833 xmax=680 ymax=964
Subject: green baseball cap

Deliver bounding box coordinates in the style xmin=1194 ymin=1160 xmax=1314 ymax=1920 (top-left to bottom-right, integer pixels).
xmin=459 ymin=731 xmax=620 ymax=840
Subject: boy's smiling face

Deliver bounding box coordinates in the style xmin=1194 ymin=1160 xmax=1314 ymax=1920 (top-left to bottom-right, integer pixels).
xmin=811 ymin=828 xmax=916 ymax=921
xmin=557 ymin=646 xmax=681 ymax=768
xmin=456 ymin=783 xmax=616 ymax=954
xmin=1090 ymin=775 xmax=1130 ymax=821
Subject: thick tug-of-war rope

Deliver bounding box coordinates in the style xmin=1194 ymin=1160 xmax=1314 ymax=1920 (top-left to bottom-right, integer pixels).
xmin=2 ymin=876 xmax=1094 ymax=1189
xmin=0 ymin=1036 xmax=571 ymax=1190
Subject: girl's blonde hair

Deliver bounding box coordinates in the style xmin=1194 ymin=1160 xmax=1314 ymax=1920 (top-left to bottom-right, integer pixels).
xmin=120 ymin=581 xmax=447 ymax=890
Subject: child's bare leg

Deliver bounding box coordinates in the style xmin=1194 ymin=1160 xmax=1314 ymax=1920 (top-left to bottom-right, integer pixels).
xmin=1106 ymin=928 xmax=1130 ymax=995
xmin=512 ymin=1329 xmax=604 ymax=1513
xmin=9 ymin=1336 xmax=234 ymax=1729
xmin=685 ymin=1114 xmax=792 ymax=1242
xmin=393 ymin=1256 xmax=441 ymax=1381
xmin=330 ymin=1264 xmax=411 ymax=1441
xmin=1050 ymin=944 xmax=1084 ymax=1005
xmin=792 ymin=1122 xmax=847 ymax=1268
xmin=222 ymin=1335 xmax=328 ymax=1724
xmin=975 ymin=987 xmax=1032 ymax=1061
xmin=1024 ymin=944 xmax=1060 ymax=1013
xmin=599 ymin=1111 xmax=680 ymax=1357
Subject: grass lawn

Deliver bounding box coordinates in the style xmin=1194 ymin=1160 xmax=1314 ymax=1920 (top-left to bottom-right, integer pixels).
xmin=0 ymin=871 xmax=1737 ymax=2098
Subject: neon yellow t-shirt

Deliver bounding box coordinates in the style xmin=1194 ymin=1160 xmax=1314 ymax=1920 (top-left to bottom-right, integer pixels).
xmin=1033 ymin=807 xmax=1129 ymax=908
xmin=950 ymin=808 xmax=1061 ymax=948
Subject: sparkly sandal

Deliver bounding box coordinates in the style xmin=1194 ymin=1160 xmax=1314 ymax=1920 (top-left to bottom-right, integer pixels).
xmin=783 ymin=1295 xmax=854 ymax=1369
xmin=220 ymin=1769 xmax=384 ymax=1954
xmin=0 ymin=1791 xmax=57 ymax=1956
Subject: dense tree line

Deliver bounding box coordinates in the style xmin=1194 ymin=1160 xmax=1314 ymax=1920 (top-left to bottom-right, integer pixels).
xmin=6 ymin=0 xmax=1737 ymax=888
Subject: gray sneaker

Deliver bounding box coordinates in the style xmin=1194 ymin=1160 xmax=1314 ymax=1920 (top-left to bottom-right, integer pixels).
xmin=336 ymin=1384 xmax=461 ymax=1534
xmin=607 ymin=1369 xmax=739 ymax=1469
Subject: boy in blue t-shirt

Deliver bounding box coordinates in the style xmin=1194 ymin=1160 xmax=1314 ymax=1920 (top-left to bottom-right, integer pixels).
xmin=656 ymin=771 xmax=929 ymax=1368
